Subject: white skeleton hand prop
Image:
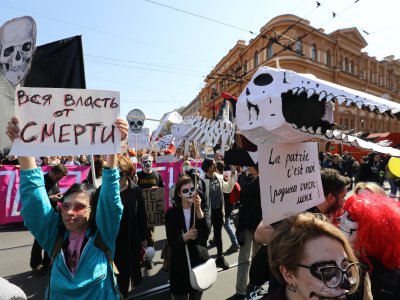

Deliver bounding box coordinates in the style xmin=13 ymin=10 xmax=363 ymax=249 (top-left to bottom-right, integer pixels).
xmin=172 ymin=116 xmax=235 ymax=151
xmin=236 ymin=67 xmax=400 ymax=157
xmin=0 ymin=16 xmax=36 ymax=87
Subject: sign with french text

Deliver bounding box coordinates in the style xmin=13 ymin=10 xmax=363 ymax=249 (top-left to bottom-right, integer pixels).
xmin=142 ymin=187 xmax=166 ymax=226
xmin=258 ymin=142 xmax=324 ymax=224
xmin=11 ymin=87 xmax=120 ymax=156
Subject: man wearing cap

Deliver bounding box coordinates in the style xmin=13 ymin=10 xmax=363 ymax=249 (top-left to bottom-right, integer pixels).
xmin=137 ymin=154 xmax=164 ymax=269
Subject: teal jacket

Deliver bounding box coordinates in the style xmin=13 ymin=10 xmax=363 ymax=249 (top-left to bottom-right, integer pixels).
xmin=20 ymin=167 xmax=123 ymax=299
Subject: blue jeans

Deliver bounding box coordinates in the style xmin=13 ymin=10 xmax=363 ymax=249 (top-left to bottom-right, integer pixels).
xmin=389 ymin=178 xmax=398 ymax=197
xmin=224 ymin=214 xmax=239 ymax=246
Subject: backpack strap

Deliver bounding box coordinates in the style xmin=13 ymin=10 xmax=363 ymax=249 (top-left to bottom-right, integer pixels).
xmin=94 ymin=233 xmax=124 ymax=299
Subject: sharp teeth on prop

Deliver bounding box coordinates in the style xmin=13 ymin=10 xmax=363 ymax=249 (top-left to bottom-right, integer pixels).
xmin=325 ymin=131 xmax=333 ymax=138
xmin=345 ymin=98 xmax=353 ymax=107
xmin=291 ymin=87 xmax=299 ymax=94
xmin=292 ymin=123 xmax=298 ymax=129
xmin=319 ymin=93 xmax=325 ymax=101
xmin=301 ymin=126 xmax=307 ymax=132
xmin=316 ymin=127 xmax=322 ymax=134
xmin=307 ymin=90 xmax=314 ymax=98
xmin=326 ymin=95 xmax=333 ymax=101
xmin=308 ymin=126 xmax=314 ymax=133
xmin=337 ymin=96 xmax=346 ymax=105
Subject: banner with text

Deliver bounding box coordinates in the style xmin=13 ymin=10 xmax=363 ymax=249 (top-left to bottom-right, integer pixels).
xmin=142 ymin=187 xmax=166 ymax=226
xmin=11 ymin=87 xmax=120 ymax=156
xmin=258 ymin=142 xmax=324 ymax=224
xmin=0 ymin=165 xmax=90 ymax=225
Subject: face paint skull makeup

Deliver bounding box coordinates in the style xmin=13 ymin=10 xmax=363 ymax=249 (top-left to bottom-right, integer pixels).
xmin=142 ymin=159 xmax=152 ymax=170
xmin=337 ymin=211 xmax=359 ymax=243
xmin=180 ymin=185 xmax=195 ymax=202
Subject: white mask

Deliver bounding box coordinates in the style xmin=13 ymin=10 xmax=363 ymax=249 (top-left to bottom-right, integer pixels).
xmin=337 ymin=211 xmax=358 ymax=243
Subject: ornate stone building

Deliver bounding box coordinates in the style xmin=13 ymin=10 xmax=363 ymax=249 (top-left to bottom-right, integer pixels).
xmin=188 ymin=14 xmax=400 ymax=136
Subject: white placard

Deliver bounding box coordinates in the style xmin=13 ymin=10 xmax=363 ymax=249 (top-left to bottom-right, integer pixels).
xmin=10 ymin=87 xmax=120 ymax=156
xmin=128 ymin=128 xmax=150 ymax=149
xmin=156 ymin=154 xmax=178 ymax=163
xmin=258 ymin=142 xmax=324 ymax=225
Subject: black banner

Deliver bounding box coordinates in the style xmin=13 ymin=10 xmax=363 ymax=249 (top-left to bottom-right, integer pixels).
xmin=23 ymin=35 xmax=86 ymax=88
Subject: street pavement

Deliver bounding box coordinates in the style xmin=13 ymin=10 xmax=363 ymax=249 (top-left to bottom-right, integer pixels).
xmin=0 ymin=220 xmax=242 ymax=300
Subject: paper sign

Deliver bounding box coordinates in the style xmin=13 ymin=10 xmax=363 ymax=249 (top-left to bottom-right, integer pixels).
xmin=128 ymin=128 xmax=149 ymax=149
xmin=258 ymin=142 xmax=324 ymax=224
xmin=156 ymin=154 xmax=178 ymax=163
xmin=10 ymin=87 xmax=120 ymax=156
xmin=142 ymin=187 xmax=166 ymax=226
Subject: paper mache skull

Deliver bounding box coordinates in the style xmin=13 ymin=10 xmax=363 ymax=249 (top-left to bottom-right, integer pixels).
xmin=0 ymin=16 xmax=36 ymax=87
xmin=126 ymin=109 xmax=145 ymax=133
xmin=235 ymin=67 xmax=400 ymax=157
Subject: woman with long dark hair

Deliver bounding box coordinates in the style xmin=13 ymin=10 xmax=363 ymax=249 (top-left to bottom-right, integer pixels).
xmin=165 ymin=176 xmax=210 ymax=300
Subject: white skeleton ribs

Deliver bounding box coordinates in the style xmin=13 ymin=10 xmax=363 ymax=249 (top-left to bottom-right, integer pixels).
xmin=236 ymin=67 xmax=400 ymax=157
xmin=170 ymin=116 xmax=235 ymax=151
xmin=0 ymin=16 xmax=36 ymax=87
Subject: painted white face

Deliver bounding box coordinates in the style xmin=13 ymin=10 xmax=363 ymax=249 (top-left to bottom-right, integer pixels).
xmin=337 ymin=211 xmax=359 ymax=244
xmin=292 ymin=236 xmax=357 ymax=299
xmin=142 ymin=158 xmax=152 ymax=171
xmin=180 ymin=183 xmax=195 ymax=203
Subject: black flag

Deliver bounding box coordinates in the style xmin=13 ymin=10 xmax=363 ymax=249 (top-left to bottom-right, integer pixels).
xmin=23 ymin=35 xmax=86 ymax=88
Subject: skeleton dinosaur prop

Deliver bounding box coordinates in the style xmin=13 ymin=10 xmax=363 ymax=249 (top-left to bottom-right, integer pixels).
xmin=235 ymin=67 xmax=400 ymax=157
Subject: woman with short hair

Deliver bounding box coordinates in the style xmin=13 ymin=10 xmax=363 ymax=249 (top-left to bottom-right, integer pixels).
xmin=264 ymin=213 xmax=360 ymax=300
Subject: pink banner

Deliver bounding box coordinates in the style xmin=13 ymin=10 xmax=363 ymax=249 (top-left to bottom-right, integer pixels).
xmin=0 ymin=166 xmax=90 ymax=225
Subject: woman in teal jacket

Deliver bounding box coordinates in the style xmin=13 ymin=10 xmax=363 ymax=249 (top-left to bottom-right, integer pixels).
xmin=6 ymin=117 xmax=128 ymax=300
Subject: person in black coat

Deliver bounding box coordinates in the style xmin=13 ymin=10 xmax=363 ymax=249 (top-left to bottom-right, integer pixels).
xmin=165 ymin=176 xmax=210 ymax=300
xmin=114 ymin=156 xmax=148 ymax=298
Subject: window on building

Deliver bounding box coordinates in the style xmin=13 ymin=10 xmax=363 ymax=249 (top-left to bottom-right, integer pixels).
xmin=311 ymin=44 xmax=317 ymax=61
xmin=243 ymin=60 xmax=247 ymax=74
xmin=267 ymin=43 xmax=273 ymax=59
xmin=254 ymin=51 xmax=259 ymax=68
xmin=296 ymin=38 xmax=303 ymax=55
xmin=350 ymin=119 xmax=355 ymax=129
xmin=326 ymin=50 xmax=331 ymax=67
xmin=344 ymin=58 xmax=349 ymax=72
xmin=360 ymin=120 xmax=364 ymax=129
xmin=370 ymin=122 xmax=374 ymax=130
xmin=350 ymin=60 xmax=354 ymax=74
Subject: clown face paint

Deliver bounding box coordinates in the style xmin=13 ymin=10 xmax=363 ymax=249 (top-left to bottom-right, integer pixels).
xmin=180 ymin=183 xmax=195 ymax=203
xmin=142 ymin=159 xmax=152 ymax=172
xmin=337 ymin=211 xmax=358 ymax=244
xmin=292 ymin=236 xmax=357 ymax=300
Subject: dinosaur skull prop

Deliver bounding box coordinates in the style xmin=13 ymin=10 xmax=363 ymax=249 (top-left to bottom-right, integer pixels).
xmin=126 ymin=109 xmax=145 ymax=133
xmin=236 ymin=67 xmax=400 ymax=156
xmin=0 ymin=16 xmax=36 ymax=86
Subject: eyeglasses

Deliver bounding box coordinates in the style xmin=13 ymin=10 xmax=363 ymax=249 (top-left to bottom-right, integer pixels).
xmin=181 ymin=187 xmax=195 ymax=194
xmin=57 ymin=202 xmax=91 ymax=214
xmin=297 ymin=262 xmax=358 ymax=288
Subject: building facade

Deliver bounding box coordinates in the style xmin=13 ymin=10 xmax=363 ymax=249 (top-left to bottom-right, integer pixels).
xmin=187 ymin=14 xmax=400 ymax=137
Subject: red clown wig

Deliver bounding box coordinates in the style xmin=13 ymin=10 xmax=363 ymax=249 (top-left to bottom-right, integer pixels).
xmin=343 ymin=194 xmax=400 ymax=269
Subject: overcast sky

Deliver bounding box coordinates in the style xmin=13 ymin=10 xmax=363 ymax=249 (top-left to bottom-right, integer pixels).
xmin=2 ymin=0 xmax=399 ymax=132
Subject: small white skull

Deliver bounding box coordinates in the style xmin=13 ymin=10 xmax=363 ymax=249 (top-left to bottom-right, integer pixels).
xmin=126 ymin=109 xmax=145 ymax=133
xmin=0 ymin=16 xmax=36 ymax=86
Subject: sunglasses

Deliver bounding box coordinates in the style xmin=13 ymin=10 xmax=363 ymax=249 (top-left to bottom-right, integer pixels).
xmin=57 ymin=202 xmax=90 ymax=214
xmin=297 ymin=261 xmax=358 ymax=289
xmin=181 ymin=187 xmax=195 ymax=194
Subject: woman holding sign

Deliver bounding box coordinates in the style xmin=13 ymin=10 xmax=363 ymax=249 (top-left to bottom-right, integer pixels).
xmin=6 ymin=116 xmax=128 ymax=300
xmin=165 ymin=176 xmax=210 ymax=300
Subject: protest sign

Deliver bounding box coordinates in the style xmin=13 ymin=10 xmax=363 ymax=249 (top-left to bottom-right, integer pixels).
xmin=10 ymin=87 xmax=120 ymax=156
xmin=156 ymin=154 xmax=178 ymax=163
xmin=128 ymin=128 xmax=150 ymax=149
xmin=142 ymin=187 xmax=165 ymax=226
xmin=258 ymin=142 xmax=324 ymax=224
xmin=0 ymin=165 xmax=90 ymax=225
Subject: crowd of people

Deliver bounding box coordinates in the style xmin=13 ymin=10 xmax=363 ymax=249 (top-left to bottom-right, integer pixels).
xmin=2 ymin=116 xmax=400 ymax=300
